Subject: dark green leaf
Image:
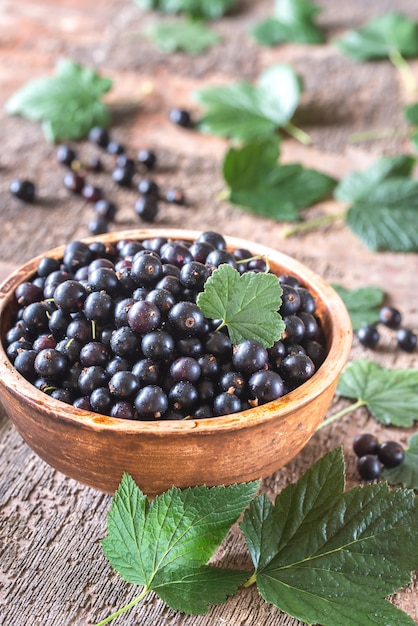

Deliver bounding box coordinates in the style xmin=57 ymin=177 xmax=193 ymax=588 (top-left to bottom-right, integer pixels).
xmin=146 ymin=18 xmax=220 ymax=53
xmin=195 ymin=64 xmax=303 ymax=141
xmin=335 ymin=12 xmax=418 ymax=61
xmin=222 ymin=136 xmax=336 ymax=221
xmin=252 ymin=0 xmax=323 ymax=46
xmin=337 ymin=359 xmax=418 ymax=427
xmin=102 ymin=474 xmax=259 ymax=613
xmin=383 ymin=433 xmax=418 ymax=491
xmin=5 ymin=59 xmax=112 ymax=142
xmin=241 ymin=447 xmax=418 ymax=626
xmin=331 ymin=284 xmax=385 ymax=330
xmin=196 ymin=263 xmax=285 ymax=347
xmin=334 ymin=154 xmax=416 ymax=203
xmin=346 ymin=177 xmax=418 ymax=251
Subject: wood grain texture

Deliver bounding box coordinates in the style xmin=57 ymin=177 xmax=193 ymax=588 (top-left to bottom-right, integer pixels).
xmin=0 ymin=0 xmax=417 ymax=623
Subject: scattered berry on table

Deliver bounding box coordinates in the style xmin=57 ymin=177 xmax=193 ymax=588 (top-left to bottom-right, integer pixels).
xmin=9 ymin=178 xmax=36 ymax=202
xmin=169 ymin=108 xmax=194 ymax=128
xmin=357 ymin=324 xmax=380 ymax=348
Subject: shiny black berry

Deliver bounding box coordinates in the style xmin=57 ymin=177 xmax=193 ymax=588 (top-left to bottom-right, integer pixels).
xmin=10 ymin=178 xmax=36 ymax=202
xmin=353 ymin=433 xmax=379 ymax=457
xmin=357 ymin=325 xmax=380 ymax=348
xmin=396 ymin=328 xmax=417 ymax=353
xmin=377 ymin=441 xmax=405 ymax=468
xmin=357 ymin=455 xmax=382 ymax=480
xmin=379 ymin=306 xmax=402 ymax=329
xmin=169 ymin=108 xmax=193 ymax=128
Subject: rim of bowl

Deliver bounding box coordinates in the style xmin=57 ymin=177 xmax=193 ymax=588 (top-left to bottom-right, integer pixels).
xmin=0 ymin=229 xmax=353 ymax=435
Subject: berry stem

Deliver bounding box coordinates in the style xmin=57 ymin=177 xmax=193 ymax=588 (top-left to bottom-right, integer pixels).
xmin=282 ymin=122 xmax=312 ymax=145
xmin=316 ymin=398 xmax=367 ymax=431
xmin=95 ymin=587 xmax=149 ymax=625
xmin=389 ymin=49 xmax=418 ymax=95
xmin=282 ymin=211 xmax=347 ymax=238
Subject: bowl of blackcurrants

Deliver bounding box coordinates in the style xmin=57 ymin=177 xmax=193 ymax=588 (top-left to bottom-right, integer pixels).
xmin=0 ymin=229 xmax=352 ymax=495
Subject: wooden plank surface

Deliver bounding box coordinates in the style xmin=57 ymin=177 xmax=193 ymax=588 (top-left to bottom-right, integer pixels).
xmin=0 ymin=1 xmax=417 ymax=624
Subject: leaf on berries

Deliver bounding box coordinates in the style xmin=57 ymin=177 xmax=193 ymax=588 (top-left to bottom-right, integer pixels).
xmin=331 ymin=284 xmax=385 ymax=330
xmin=334 ymin=11 xmax=418 ymax=60
xmin=240 ymin=447 xmax=418 ymax=626
xmin=334 ymin=154 xmax=416 ymax=204
xmin=196 ymin=263 xmax=285 ymax=347
xmin=336 ymin=359 xmax=418 ymax=427
xmin=222 ymin=136 xmax=336 ymax=221
xmin=194 ymin=64 xmax=303 ymax=141
xmin=146 ymin=18 xmax=221 ymax=53
xmin=101 ymin=474 xmax=259 ymax=615
xmin=383 ymin=433 xmax=418 ymax=491
xmin=252 ymin=0 xmax=324 ymax=46
xmin=345 ymin=177 xmax=418 ymax=251
xmin=5 ymin=59 xmax=112 ymax=142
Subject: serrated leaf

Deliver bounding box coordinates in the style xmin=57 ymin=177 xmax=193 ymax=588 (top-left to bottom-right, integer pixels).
xmin=252 ymin=0 xmax=323 ymax=46
xmin=335 ymin=11 xmax=418 ymax=61
xmin=330 ymin=284 xmax=385 ymax=330
xmin=146 ymin=18 xmax=220 ymax=53
xmin=334 ymin=154 xmax=416 ymax=203
xmin=383 ymin=433 xmax=418 ymax=491
xmin=241 ymin=447 xmax=418 ymax=626
xmin=5 ymin=59 xmax=112 ymax=142
xmin=222 ymin=136 xmax=336 ymax=221
xmin=195 ymin=64 xmax=303 ymax=141
xmin=101 ymin=474 xmax=259 ymax=613
xmin=196 ymin=263 xmax=285 ymax=347
xmin=337 ymin=359 xmax=418 ymax=427
xmin=346 ymin=177 xmax=418 ymax=251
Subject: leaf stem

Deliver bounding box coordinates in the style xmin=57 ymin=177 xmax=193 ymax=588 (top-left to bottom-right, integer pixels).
xmin=349 ymin=127 xmax=411 ymax=143
xmin=95 ymin=587 xmax=149 ymax=625
xmin=282 ymin=211 xmax=347 ymax=238
xmin=282 ymin=122 xmax=312 ymax=145
xmin=316 ymin=399 xmax=367 ymax=431
xmin=389 ymin=49 xmax=418 ymax=95
xmin=243 ymin=572 xmax=257 ymax=588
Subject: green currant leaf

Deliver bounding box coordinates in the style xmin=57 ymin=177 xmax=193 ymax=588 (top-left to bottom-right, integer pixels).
xmin=335 ymin=11 xmax=418 ymax=61
xmin=241 ymin=447 xmax=418 ymax=626
xmin=196 ymin=263 xmax=285 ymax=347
xmin=334 ymin=154 xmax=416 ymax=203
xmin=330 ymin=284 xmax=385 ymax=330
xmin=252 ymin=0 xmax=324 ymax=46
xmin=383 ymin=433 xmax=418 ymax=491
xmin=222 ymin=136 xmax=336 ymax=221
xmin=194 ymin=64 xmax=303 ymax=141
xmin=134 ymin=0 xmax=236 ymax=19
xmin=101 ymin=474 xmax=259 ymax=615
xmin=145 ymin=17 xmax=220 ymax=53
xmin=4 ymin=59 xmax=112 ymax=142
xmin=336 ymin=359 xmax=418 ymax=427
xmin=346 ymin=177 xmax=418 ymax=251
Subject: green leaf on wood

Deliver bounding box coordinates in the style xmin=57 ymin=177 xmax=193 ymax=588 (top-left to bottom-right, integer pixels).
xmin=346 ymin=177 xmax=418 ymax=251
xmin=331 ymin=284 xmax=385 ymax=330
xmin=336 ymin=359 xmax=418 ymax=427
xmin=146 ymin=18 xmax=220 ymax=53
xmin=101 ymin=474 xmax=259 ymax=615
xmin=196 ymin=263 xmax=285 ymax=347
xmin=194 ymin=64 xmax=303 ymax=141
xmin=241 ymin=447 xmax=418 ymax=626
xmin=383 ymin=433 xmax=418 ymax=491
xmin=334 ymin=154 xmax=416 ymax=203
xmin=222 ymin=136 xmax=336 ymax=221
xmin=5 ymin=59 xmax=112 ymax=142
xmin=134 ymin=0 xmax=236 ymax=20
xmin=252 ymin=0 xmax=323 ymax=46
xmin=335 ymin=11 xmax=418 ymax=61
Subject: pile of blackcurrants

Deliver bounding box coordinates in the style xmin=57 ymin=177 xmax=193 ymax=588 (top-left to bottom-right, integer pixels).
xmin=353 ymin=432 xmax=405 ymax=480
xmin=357 ymin=306 xmax=417 ymax=353
xmin=4 ymin=231 xmax=328 ymax=421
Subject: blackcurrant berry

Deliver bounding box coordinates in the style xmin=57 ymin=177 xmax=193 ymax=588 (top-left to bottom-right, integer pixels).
xmin=353 ymin=433 xmax=379 ymax=457
xmin=396 ymin=328 xmax=417 ymax=353
xmin=377 ymin=441 xmax=405 ymax=468
xmin=10 ymin=178 xmax=36 ymax=202
xmin=379 ymin=306 xmax=402 ymax=329
xmin=357 ymin=325 xmax=380 ymax=349
xmin=357 ymin=455 xmax=382 ymax=481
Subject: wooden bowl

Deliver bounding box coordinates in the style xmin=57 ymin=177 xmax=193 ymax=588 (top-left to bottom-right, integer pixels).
xmin=0 ymin=229 xmax=352 ymax=495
